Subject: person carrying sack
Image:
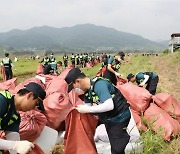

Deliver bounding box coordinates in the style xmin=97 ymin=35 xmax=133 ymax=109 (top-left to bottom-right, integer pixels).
xmin=65 ymin=68 xmax=131 ymax=154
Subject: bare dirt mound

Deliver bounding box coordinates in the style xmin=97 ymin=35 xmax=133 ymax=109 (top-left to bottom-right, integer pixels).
xmin=151 ymin=52 xmax=180 ymax=101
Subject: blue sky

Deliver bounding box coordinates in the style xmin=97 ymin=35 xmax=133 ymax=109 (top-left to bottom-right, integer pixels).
xmin=0 ymin=0 xmax=179 ymax=41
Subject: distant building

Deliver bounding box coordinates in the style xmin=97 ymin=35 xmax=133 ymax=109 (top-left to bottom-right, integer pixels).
xmin=169 ymin=33 xmax=180 ymax=53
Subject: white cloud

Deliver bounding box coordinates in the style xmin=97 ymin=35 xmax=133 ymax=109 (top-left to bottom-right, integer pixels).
xmin=0 ymin=0 xmax=179 ymax=40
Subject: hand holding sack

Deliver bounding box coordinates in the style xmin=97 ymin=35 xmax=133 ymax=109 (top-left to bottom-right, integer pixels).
xmin=115 ymin=72 xmax=122 ymax=78
xmin=13 ymin=141 xmax=34 ymax=154
xmin=76 ymin=105 xmax=91 ymax=113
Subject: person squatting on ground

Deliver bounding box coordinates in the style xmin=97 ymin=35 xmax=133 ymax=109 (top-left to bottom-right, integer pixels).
xmin=65 ymin=68 xmax=131 ymax=154
xmin=1 ymin=53 xmax=15 ymax=80
xmin=127 ymin=72 xmax=159 ymax=95
xmin=0 ymin=82 xmax=46 ymax=154
xmin=103 ymin=52 xmax=125 ymax=85
xmin=56 ymin=61 xmax=63 ymax=74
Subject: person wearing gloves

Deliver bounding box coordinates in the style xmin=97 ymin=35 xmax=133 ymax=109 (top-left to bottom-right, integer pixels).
xmin=127 ymin=72 xmax=159 ymax=95
xmin=0 ymin=82 xmax=46 ymax=154
xmin=65 ymin=68 xmax=131 ymax=154
xmin=103 ymin=52 xmax=125 ymax=85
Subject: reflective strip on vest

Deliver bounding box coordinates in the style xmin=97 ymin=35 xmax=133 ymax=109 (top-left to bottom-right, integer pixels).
xmin=0 ymin=91 xmax=12 ymax=99
xmin=2 ymin=58 xmax=10 ymax=64
xmin=0 ymin=91 xmax=18 ymax=129
xmin=87 ymin=77 xmax=115 ymax=104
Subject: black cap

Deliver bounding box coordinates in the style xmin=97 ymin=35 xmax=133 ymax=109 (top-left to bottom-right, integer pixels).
xmin=127 ymin=73 xmax=135 ymax=82
xmin=24 ymin=82 xmax=46 ymax=111
xmin=65 ymin=68 xmax=84 ymax=93
xmin=117 ymin=52 xmax=125 ymax=57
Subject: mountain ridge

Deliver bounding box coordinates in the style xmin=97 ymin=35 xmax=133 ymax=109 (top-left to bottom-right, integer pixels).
xmin=0 ymin=24 xmax=166 ymax=51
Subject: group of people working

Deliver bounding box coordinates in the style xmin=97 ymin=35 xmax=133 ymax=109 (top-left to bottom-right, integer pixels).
xmin=0 ymin=51 xmax=159 ymax=154
xmin=64 ymin=52 xmax=159 ymax=154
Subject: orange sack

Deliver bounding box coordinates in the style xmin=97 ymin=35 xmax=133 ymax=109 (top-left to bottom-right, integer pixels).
xmin=144 ymin=103 xmax=180 ymax=141
xmin=19 ymin=110 xmax=47 ymax=142
xmin=0 ymin=78 xmax=17 ymax=91
xmin=152 ymin=93 xmax=180 ymax=123
xmin=117 ymin=82 xmax=152 ymax=114
xmin=11 ymin=78 xmax=45 ymax=94
xmin=0 ymin=66 xmax=6 ymax=81
xmin=36 ymin=63 xmax=44 ymax=75
xmin=28 ymin=144 xmax=44 ymax=154
xmin=44 ymin=92 xmax=73 ymax=129
xmin=64 ymin=109 xmax=98 ymax=154
xmin=131 ymin=109 xmax=147 ymax=131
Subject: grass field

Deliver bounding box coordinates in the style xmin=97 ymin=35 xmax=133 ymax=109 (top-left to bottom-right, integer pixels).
xmin=0 ymin=52 xmax=180 ymax=154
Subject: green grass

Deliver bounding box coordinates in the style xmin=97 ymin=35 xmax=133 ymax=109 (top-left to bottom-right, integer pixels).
xmin=1 ymin=54 xmax=179 ymax=154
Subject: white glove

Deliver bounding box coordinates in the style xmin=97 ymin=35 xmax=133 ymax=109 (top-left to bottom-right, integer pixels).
xmin=13 ymin=141 xmax=34 ymax=154
xmin=139 ymin=83 xmax=144 ymax=87
xmin=76 ymin=104 xmax=91 ymax=113
xmin=115 ymin=72 xmax=122 ymax=77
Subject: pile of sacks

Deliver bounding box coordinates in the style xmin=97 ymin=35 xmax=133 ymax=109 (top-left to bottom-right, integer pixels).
xmin=116 ymin=82 xmax=180 ymax=141
xmin=1 ymin=68 xmax=180 ymax=153
xmin=0 ymin=67 xmax=98 ymax=154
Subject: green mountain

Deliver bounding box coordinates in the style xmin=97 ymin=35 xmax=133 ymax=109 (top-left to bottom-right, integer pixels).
xmin=0 ymin=24 xmax=166 ymax=50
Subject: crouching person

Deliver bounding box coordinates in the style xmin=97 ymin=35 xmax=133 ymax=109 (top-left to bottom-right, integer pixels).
xmin=0 ymin=82 xmax=46 ymax=154
xmin=65 ymin=68 xmax=131 ymax=154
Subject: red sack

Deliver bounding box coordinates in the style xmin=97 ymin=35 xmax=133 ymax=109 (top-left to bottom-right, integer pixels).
xmin=59 ymin=67 xmax=73 ymax=79
xmin=45 ymin=76 xmax=68 ymax=96
xmin=12 ymin=78 xmax=45 ymax=94
xmin=36 ymin=63 xmax=44 ymax=75
xmin=86 ymin=63 xmax=92 ymax=68
xmin=45 ymin=67 xmax=72 ymax=96
xmin=144 ymin=103 xmax=180 ymax=141
xmin=19 ymin=110 xmax=47 ymax=142
xmin=38 ymin=74 xmax=58 ymax=87
xmin=94 ymin=59 xmax=99 ymax=65
xmin=0 ymin=131 xmax=5 ymax=139
xmin=116 ymin=77 xmax=127 ymax=86
xmin=131 ymin=109 xmax=147 ymax=131
xmin=0 ymin=66 xmax=6 ymax=81
xmin=152 ymin=93 xmax=180 ymax=123
xmin=44 ymin=92 xmax=73 ymax=129
xmin=0 ymin=78 xmax=17 ymax=91
xmin=28 ymin=144 xmax=44 ymax=154
xmin=64 ymin=109 xmax=98 ymax=154
xmin=117 ymin=83 xmax=152 ymax=114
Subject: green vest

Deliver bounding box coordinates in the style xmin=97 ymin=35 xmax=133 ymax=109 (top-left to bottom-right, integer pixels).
xmin=63 ymin=56 xmax=68 ymax=61
xmin=84 ymin=77 xmax=129 ymax=122
xmin=2 ymin=58 xmax=11 ymax=68
xmin=0 ymin=91 xmax=19 ymax=130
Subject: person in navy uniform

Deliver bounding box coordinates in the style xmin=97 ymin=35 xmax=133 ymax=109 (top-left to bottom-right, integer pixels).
xmin=127 ymin=72 xmax=159 ymax=95
xmin=40 ymin=53 xmax=51 ymax=74
xmin=0 ymin=82 xmax=46 ymax=154
xmin=65 ymin=68 xmax=131 ymax=154
xmin=1 ymin=53 xmax=14 ymax=80
xmin=103 ymin=52 xmax=125 ymax=85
